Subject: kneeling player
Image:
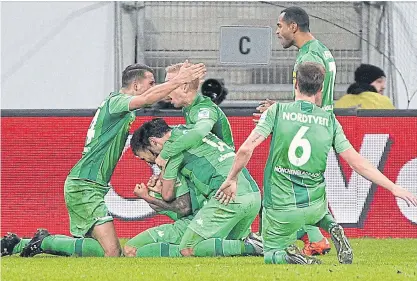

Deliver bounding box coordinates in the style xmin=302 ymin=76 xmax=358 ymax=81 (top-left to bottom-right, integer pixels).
xmin=130 ymin=119 xmax=263 ymax=257
xmin=216 ymin=62 xmax=417 ymax=265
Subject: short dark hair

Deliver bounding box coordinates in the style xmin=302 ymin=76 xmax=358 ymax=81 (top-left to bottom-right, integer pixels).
xmin=296 ymin=62 xmax=325 ymax=96
xmin=122 ymin=63 xmax=154 ymax=88
xmin=281 ymin=6 xmax=310 ymax=32
xmin=130 ymin=118 xmax=171 ymax=155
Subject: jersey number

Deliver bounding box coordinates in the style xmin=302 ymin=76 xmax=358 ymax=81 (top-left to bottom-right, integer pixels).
xmin=327 ymin=61 xmax=336 ymax=99
xmin=85 ymin=101 xmax=105 ymax=149
xmin=202 ymin=137 xmax=234 ymax=162
xmin=288 ymin=126 xmax=311 ymax=167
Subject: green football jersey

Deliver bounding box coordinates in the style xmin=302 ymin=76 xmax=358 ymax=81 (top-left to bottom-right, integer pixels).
xmin=68 ymin=92 xmax=135 ymax=186
xmin=255 ymin=100 xmax=352 ymax=210
xmin=293 ymin=39 xmax=336 ymax=112
xmin=162 ymin=126 xmax=259 ymax=198
xmin=159 ymin=94 xmax=234 ymax=160
xmin=150 ymin=174 xmax=207 ymax=221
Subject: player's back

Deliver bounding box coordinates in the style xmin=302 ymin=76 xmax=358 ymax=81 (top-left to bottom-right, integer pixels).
xmin=183 ymin=94 xmax=234 ymax=148
xmin=168 ymin=126 xmax=259 ymax=198
xmin=294 ymin=39 xmax=336 ymax=111
xmin=263 ymin=100 xmax=336 ymax=209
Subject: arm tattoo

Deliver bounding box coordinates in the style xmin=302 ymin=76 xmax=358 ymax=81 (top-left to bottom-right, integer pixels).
xmin=144 ymin=193 xmax=192 ymax=217
xmin=251 ymin=134 xmax=263 ymax=143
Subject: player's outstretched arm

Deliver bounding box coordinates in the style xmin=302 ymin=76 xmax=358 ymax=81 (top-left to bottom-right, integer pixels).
xmin=134 ymin=183 xmax=192 ymax=216
xmin=216 ymin=130 xmax=266 ymax=205
xmin=158 ymin=120 xmax=214 ymax=164
xmin=339 ymin=148 xmax=417 ymax=207
xmin=129 ymin=62 xmax=206 ymax=110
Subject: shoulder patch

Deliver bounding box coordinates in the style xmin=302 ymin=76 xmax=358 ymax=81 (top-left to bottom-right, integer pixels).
xmin=198 ymin=108 xmax=210 ymax=119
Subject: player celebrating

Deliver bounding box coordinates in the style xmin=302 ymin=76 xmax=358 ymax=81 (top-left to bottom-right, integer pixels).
xmin=124 ymin=172 xmax=205 ymax=257
xmin=255 ymin=6 xmax=338 ymax=255
xmin=151 ymin=63 xmax=263 ymax=251
xmin=1 ymin=62 xmax=206 ymax=258
xmin=131 ymin=118 xmax=262 ymax=257
xmin=154 ymin=62 xmax=234 ymax=168
xmin=216 ymin=62 xmax=417 ymax=265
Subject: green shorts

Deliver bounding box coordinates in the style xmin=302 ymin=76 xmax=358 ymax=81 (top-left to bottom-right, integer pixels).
xmin=64 ymin=177 xmax=113 ymax=237
xmin=126 ymin=216 xmax=193 ymax=248
xmin=262 ymin=200 xmax=327 ymax=252
xmin=180 ymin=192 xmax=261 ymax=250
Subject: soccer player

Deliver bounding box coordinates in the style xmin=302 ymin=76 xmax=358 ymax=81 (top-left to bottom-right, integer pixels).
xmin=216 ymin=62 xmax=417 ymax=265
xmin=131 ymin=118 xmax=263 ymax=257
xmin=1 ymin=62 xmax=206 ymax=258
xmin=154 ymin=63 xmax=234 ymax=170
xmin=255 ymin=6 xmax=338 ymax=255
xmin=124 ymin=171 xmax=206 ymax=257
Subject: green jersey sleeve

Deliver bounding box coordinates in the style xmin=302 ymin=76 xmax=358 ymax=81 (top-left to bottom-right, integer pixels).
xmin=254 ymin=103 xmax=278 ymax=138
xmin=108 ymin=94 xmax=134 ymax=115
xmin=173 ymin=174 xmax=191 ymax=197
xmin=332 ymin=117 xmax=353 ymax=153
xmin=162 ymin=153 xmax=184 ymax=180
xmin=159 ymin=120 xmax=214 ymax=160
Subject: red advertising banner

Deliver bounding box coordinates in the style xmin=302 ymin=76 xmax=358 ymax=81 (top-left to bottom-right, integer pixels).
xmin=1 ymin=115 xmax=416 ymax=238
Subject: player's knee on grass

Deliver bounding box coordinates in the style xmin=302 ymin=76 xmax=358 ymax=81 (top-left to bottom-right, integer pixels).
xmin=91 ymin=222 xmax=122 ymax=257
xmin=102 ymin=244 xmax=122 ymax=257
xmin=180 ymin=248 xmax=194 ymax=257
xmin=123 ymin=245 xmax=137 ymax=257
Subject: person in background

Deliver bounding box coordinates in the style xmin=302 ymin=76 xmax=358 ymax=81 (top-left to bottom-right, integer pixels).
xmin=335 ymin=64 xmax=395 ymax=109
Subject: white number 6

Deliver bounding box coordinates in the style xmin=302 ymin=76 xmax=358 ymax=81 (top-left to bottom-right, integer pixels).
xmin=288 ymin=126 xmax=311 ymax=167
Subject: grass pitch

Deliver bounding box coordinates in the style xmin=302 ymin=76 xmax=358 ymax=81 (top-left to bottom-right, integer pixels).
xmin=2 ymin=238 xmax=416 ymax=281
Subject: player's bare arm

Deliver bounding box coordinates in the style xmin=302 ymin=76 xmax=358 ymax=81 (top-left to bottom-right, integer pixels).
xmin=129 ymin=62 xmax=206 ymax=110
xmin=133 ymin=183 xmax=192 ymax=216
xmin=160 ymin=178 xmax=176 ymax=202
xmin=339 ymin=148 xmax=417 ymax=207
xmin=148 ymin=203 xmax=163 ymax=213
xmin=215 ymin=130 xmax=266 ymax=205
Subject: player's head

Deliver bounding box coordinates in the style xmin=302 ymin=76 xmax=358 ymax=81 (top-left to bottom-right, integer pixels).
xmin=276 ymin=6 xmax=310 ymax=49
xmin=165 ymin=63 xmax=200 ymax=108
xmin=295 ymin=62 xmax=325 ymax=98
xmin=121 ymin=64 xmax=155 ymax=95
xmin=130 ymin=118 xmax=171 ymax=157
xmin=134 ymin=147 xmax=158 ymax=164
xmin=354 ymin=64 xmax=386 ymax=95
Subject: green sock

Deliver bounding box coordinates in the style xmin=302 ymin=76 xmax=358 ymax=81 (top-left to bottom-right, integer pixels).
xmin=264 ymin=250 xmax=287 ymax=264
xmin=194 ymin=238 xmax=255 ymax=257
xmin=304 ymin=226 xmax=324 ymax=243
xmin=317 ymin=213 xmax=338 ymax=233
xmin=125 ymin=231 xmax=155 ymax=249
xmin=136 ymin=243 xmax=180 ymax=257
xmin=41 ymin=235 xmax=105 ymax=257
xmin=12 ymin=239 xmax=31 ymax=254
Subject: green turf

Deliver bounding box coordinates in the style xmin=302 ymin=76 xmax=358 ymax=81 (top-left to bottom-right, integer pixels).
xmin=2 ymin=238 xmax=417 ymax=281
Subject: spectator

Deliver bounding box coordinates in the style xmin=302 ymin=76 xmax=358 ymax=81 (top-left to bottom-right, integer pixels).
xmin=335 ymin=64 xmax=395 ymax=109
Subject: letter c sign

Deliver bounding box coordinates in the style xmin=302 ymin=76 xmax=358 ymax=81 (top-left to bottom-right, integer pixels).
xmin=239 ymin=36 xmax=251 ymax=55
